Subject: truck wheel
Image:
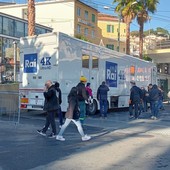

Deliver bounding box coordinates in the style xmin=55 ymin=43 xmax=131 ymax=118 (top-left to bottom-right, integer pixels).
xmin=88 ymin=99 xmax=98 ymax=115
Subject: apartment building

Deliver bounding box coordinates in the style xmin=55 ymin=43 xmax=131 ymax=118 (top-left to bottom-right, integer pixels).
xmin=97 ymin=13 xmax=126 ymax=53
xmin=0 ymin=0 xmax=99 ymax=44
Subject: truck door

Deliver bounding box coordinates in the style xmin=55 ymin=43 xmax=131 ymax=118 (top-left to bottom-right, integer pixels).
xmin=81 ymin=50 xmax=99 ymax=97
xmin=90 ymin=55 xmax=99 ymax=98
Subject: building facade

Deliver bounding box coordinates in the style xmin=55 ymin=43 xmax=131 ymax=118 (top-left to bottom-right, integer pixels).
xmin=0 ymin=12 xmax=52 ymax=83
xmin=147 ymin=46 xmax=170 ymax=98
xmin=97 ymin=13 xmax=126 ymax=53
xmin=0 ymin=0 xmax=99 ymax=44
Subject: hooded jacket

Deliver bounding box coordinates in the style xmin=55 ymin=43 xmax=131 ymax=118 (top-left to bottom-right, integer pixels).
xmin=130 ymin=85 xmax=142 ymax=103
xmin=149 ymin=84 xmax=161 ymax=102
xmin=97 ymin=83 xmax=109 ymax=100
xmin=76 ymin=82 xmax=88 ymax=101
xmin=43 ymin=85 xmax=59 ymax=111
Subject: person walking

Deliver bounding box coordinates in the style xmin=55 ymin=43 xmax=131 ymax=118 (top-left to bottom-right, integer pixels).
xmin=76 ymin=76 xmax=88 ymax=125
xmin=148 ymin=83 xmax=153 ymax=113
xmin=85 ymin=82 xmax=93 ymax=116
xmin=55 ymin=81 xmax=64 ymax=128
xmin=149 ymin=84 xmax=162 ymax=120
xmin=129 ymin=80 xmax=142 ymax=119
xmin=141 ymin=87 xmax=148 ymax=112
xmin=37 ymin=80 xmax=59 ymax=138
xmin=97 ymin=81 xmax=109 ymax=118
xmin=56 ymin=87 xmax=91 ymax=141
xmin=158 ymin=86 xmax=165 ymax=110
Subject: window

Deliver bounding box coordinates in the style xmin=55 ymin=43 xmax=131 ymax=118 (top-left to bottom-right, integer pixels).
xmin=92 ymin=56 xmax=98 ymax=69
xmin=77 ymin=24 xmax=81 ymax=34
xmin=0 ymin=16 xmax=2 ymax=34
xmin=77 ymin=7 xmax=81 ymax=16
xmin=22 ymin=8 xmax=28 ymax=20
xmin=91 ymin=30 xmax=95 ymax=38
xmin=15 ymin=21 xmax=24 ymax=37
xmin=24 ymin=23 xmax=28 ymax=36
xmin=92 ymin=14 xmax=95 ymax=23
xmin=35 ymin=27 xmax=46 ymax=35
xmin=2 ymin=17 xmax=14 ymax=36
xmin=107 ymin=25 xmax=114 ymax=33
xmin=84 ymin=11 xmax=88 ymax=20
xmin=0 ymin=37 xmax=2 ymax=59
xmin=164 ymin=63 xmax=168 ymax=74
xmin=84 ymin=28 xmax=88 ymax=36
xmin=82 ymin=54 xmax=89 ymax=68
xmin=106 ymin=44 xmax=114 ymax=50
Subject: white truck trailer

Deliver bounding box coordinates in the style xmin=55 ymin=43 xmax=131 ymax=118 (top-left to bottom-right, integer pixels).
xmin=19 ymin=32 xmax=157 ymax=114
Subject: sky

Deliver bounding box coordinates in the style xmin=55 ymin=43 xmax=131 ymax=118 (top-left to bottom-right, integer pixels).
xmin=89 ymin=0 xmax=170 ymax=32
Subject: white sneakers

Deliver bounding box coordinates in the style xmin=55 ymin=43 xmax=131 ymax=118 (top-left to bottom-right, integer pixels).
xmin=151 ymin=116 xmax=157 ymax=120
xmin=56 ymin=135 xmax=65 ymax=141
xmin=82 ymin=135 xmax=91 ymax=141
xmin=56 ymin=134 xmax=91 ymax=141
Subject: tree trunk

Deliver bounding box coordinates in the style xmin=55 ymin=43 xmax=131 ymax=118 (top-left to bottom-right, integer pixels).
xmin=139 ymin=22 xmax=144 ymax=59
xmin=126 ymin=21 xmax=131 ymax=55
xmin=28 ymin=0 xmax=35 ymax=36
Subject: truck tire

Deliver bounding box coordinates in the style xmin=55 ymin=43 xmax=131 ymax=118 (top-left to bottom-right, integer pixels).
xmin=88 ymin=99 xmax=98 ymax=115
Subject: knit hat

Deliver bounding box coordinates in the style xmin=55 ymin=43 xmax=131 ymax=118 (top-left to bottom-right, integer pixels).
xmin=86 ymin=82 xmax=90 ymax=86
xmin=80 ymin=76 xmax=87 ymax=82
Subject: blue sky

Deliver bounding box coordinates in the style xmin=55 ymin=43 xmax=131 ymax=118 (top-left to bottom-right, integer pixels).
xmin=5 ymin=0 xmax=170 ymax=32
xmin=91 ymin=0 xmax=170 ymax=32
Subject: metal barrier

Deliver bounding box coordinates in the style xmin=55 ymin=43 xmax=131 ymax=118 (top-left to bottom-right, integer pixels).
xmin=0 ymin=91 xmax=20 ymax=124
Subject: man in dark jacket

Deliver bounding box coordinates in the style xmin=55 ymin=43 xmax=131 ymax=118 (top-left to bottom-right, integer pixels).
xmin=76 ymin=76 xmax=88 ymax=125
xmin=55 ymin=81 xmax=63 ymax=128
xmin=37 ymin=80 xmax=59 ymax=138
xmin=129 ymin=80 xmax=142 ymax=119
xmin=97 ymin=81 xmax=109 ymax=118
xmin=149 ymin=84 xmax=161 ymax=119
xmin=141 ymin=87 xmax=148 ymax=112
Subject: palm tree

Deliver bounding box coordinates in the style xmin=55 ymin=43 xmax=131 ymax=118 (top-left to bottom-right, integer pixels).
xmin=113 ymin=0 xmax=137 ymax=55
xmin=28 ymin=0 xmax=35 ymax=36
xmin=135 ymin=0 xmax=159 ymax=59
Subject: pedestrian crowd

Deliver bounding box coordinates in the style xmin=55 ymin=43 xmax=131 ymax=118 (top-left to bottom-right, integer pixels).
xmin=37 ymin=77 xmax=164 ymax=141
xmin=37 ymin=76 xmax=110 ymax=142
xmin=129 ymin=81 xmax=165 ymax=120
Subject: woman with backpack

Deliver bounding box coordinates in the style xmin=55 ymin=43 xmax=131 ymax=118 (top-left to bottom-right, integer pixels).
xmin=56 ymin=87 xmax=91 ymax=141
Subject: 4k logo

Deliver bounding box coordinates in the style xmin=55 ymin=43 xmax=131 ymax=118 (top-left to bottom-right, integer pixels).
xmin=40 ymin=57 xmax=51 ymax=65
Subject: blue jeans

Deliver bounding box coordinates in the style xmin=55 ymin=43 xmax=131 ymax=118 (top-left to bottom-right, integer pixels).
xmin=143 ymin=99 xmax=148 ymax=112
xmin=151 ymin=101 xmax=159 ymax=118
xmin=158 ymin=99 xmax=164 ymax=110
xmin=129 ymin=102 xmax=140 ymax=118
xmin=57 ymin=106 xmax=63 ymax=126
xmin=78 ymin=101 xmax=86 ymax=124
xmin=99 ymin=99 xmax=108 ymax=117
xmin=43 ymin=111 xmax=56 ymax=135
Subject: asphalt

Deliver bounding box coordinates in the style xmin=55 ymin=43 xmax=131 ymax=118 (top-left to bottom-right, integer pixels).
xmin=1 ymin=104 xmax=170 ymax=170
xmin=1 ymin=104 xmax=170 ymax=139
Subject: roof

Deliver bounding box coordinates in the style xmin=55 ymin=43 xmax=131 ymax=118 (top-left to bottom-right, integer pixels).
xmin=98 ymin=13 xmax=119 ymax=22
